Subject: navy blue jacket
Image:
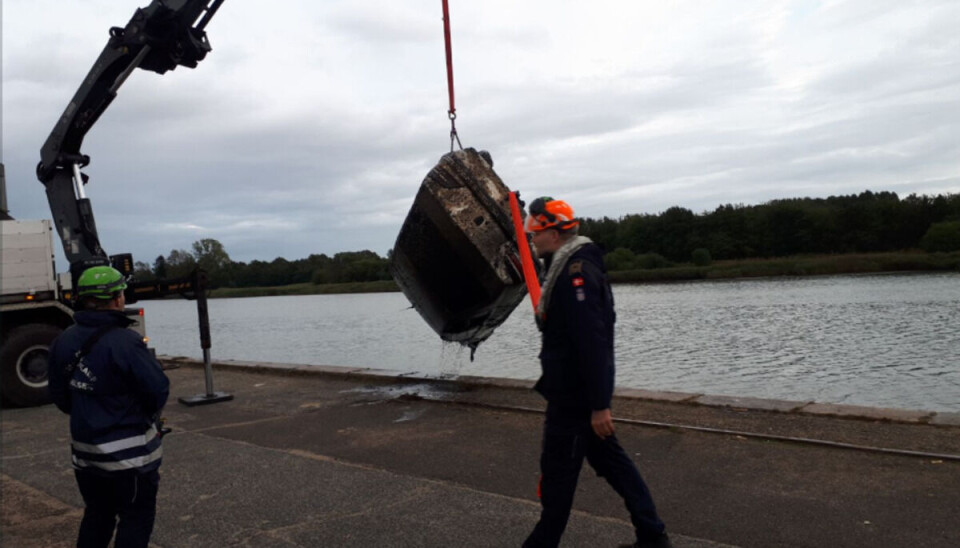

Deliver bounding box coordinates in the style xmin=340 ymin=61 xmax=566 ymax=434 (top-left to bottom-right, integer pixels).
xmin=48 ymin=310 xmax=169 ymax=475
xmin=535 ymin=243 xmax=616 ymax=411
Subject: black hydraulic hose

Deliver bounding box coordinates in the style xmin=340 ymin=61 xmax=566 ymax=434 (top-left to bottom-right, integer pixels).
xmin=419 ymin=398 xmax=960 ymax=463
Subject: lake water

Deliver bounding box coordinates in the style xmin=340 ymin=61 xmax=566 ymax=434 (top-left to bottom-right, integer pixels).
xmin=140 ymin=272 xmax=960 ymax=412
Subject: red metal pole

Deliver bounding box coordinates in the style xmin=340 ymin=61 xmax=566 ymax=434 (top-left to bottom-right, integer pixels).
xmin=509 ymin=191 xmax=541 ymax=312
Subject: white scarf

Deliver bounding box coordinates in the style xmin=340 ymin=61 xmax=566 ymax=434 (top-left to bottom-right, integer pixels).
xmin=536 ymin=235 xmax=592 ymax=322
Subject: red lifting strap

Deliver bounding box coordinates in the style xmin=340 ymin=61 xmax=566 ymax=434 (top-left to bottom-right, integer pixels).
xmin=442 ymin=0 xmax=456 ymax=117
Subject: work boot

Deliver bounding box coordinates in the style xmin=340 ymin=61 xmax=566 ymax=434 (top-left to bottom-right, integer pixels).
xmin=618 ymin=533 xmax=673 ymax=548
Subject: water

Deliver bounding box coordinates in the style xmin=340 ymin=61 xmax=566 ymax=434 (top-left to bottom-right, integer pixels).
xmin=141 ymin=272 xmax=960 ymax=412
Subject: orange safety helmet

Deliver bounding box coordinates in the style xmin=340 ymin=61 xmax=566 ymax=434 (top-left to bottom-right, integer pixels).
xmin=525 ymin=196 xmax=579 ymax=233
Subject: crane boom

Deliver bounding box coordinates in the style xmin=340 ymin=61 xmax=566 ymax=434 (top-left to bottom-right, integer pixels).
xmin=32 ymin=0 xmax=232 ymax=406
xmin=36 ymin=0 xmax=225 ymax=269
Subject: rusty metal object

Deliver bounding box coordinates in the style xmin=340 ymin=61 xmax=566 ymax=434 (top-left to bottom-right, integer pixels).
xmin=391 ymin=148 xmax=531 ymax=352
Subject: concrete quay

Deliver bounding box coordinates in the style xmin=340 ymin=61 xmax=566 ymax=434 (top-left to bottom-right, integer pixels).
xmin=2 ymin=358 xmax=959 ymax=548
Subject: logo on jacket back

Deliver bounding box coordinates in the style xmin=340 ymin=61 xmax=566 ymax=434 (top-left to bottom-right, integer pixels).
xmin=70 ymin=359 xmax=97 ymax=391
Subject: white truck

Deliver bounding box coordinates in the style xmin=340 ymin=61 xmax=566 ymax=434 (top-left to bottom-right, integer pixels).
xmin=1 ymin=164 xmax=147 ymax=407
xmin=6 ymin=0 xmax=231 ymax=408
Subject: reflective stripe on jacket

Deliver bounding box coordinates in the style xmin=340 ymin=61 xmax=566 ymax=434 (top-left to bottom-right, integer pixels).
xmin=48 ymin=310 xmax=169 ymax=475
xmin=70 ymin=424 xmax=163 ymax=472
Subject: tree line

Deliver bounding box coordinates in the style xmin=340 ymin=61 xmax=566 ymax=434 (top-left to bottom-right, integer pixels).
xmin=134 ymin=241 xmax=392 ymax=289
xmin=134 ymin=190 xmax=960 ymax=288
xmin=581 ymin=191 xmax=960 ymax=268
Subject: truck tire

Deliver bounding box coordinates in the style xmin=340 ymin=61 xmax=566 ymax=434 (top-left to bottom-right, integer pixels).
xmin=0 ymin=323 xmax=63 ymax=407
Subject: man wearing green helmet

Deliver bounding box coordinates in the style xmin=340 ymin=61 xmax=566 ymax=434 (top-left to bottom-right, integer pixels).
xmin=75 ymin=265 xmax=130 ymax=301
xmin=48 ymin=265 xmax=169 ymax=548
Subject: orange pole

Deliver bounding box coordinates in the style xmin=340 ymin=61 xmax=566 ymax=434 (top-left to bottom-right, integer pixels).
xmin=508 ymin=191 xmax=541 ymax=312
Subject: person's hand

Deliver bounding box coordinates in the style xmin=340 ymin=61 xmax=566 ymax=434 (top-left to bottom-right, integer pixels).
xmin=591 ymin=408 xmax=615 ymax=438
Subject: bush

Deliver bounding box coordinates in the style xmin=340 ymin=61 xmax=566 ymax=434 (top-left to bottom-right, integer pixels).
xmin=311 ymin=269 xmax=328 ymax=285
xmin=635 ymin=253 xmax=670 ymax=269
xmin=920 ymin=221 xmax=960 ymax=253
xmin=604 ymin=248 xmax=637 ymax=271
xmin=691 ymin=248 xmax=712 ymax=266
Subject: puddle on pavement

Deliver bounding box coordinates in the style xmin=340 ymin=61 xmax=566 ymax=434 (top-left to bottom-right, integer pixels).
xmin=393 ymin=409 xmax=427 ymax=423
xmin=340 ymin=382 xmax=461 ymax=403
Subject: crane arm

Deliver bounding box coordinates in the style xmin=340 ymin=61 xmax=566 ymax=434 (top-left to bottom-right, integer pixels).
xmin=36 ymin=0 xmax=225 ymax=268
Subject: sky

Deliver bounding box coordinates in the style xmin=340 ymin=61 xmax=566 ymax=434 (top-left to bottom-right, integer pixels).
xmin=2 ymin=0 xmax=959 ymax=265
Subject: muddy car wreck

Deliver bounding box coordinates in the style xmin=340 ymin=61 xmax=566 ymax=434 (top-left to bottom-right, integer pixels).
xmin=390 ymin=148 xmax=535 ymax=354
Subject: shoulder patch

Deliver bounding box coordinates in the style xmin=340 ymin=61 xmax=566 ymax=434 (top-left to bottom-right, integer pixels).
xmin=568 ymin=260 xmax=583 ymax=275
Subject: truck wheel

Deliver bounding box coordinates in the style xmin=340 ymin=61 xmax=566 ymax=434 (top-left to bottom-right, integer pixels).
xmin=0 ymin=324 xmax=63 ymax=407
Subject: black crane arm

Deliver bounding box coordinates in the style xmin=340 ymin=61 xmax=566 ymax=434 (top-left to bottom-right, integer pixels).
xmin=36 ymin=0 xmax=225 ymax=270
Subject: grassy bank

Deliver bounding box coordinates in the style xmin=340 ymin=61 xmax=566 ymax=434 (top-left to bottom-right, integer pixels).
xmin=207 ymin=251 xmax=960 ymax=298
xmin=609 ymin=251 xmax=960 ymax=284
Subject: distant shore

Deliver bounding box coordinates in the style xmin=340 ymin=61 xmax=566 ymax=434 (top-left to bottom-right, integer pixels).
xmin=207 ymin=251 xmax=960 ymax=298
xmin=608 ymin=250 xmax=960 ymax=283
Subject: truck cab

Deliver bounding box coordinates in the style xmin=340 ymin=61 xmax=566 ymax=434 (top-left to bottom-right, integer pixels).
xmin=1 ymin=167 xmax=146 ymax=407
xmin=5 ymin=1 xmax=227 ymax=407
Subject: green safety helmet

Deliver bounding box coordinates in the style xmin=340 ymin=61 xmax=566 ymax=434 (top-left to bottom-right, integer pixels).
xmin=77 ymin=266 xmax=127 ymax=299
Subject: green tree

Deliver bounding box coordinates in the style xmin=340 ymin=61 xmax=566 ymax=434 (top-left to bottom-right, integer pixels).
xmin=635 ymin=253 xmax=670 ymax=269
xmin=133 ymin=261 xmax=155 ymax=281
xmin=192 ymin=238 xmax=232 ymax=287
xmin=166 ymin=249 xmax=197 ymax=278
xmin=325 ymin=250 xmax=390 ymax=283
xmin=920 ymin=221 xmax=960 ymax=252
xmin=581 ymin=216 xmax=621 ymax=251
xmin=311 ymin=268 xmax=330 ymax=285
xmin=654 ymin=207 xmax=695 ymax=261
xmin=603 ymin=248 xmax=637 ymax=271
xmin=691 ymin=248 xmax=712 ymax=266
xmin=153 ymin=255 xmax=167 ymax=279
xmin=763 ymin=202 xmax=812 ymax=256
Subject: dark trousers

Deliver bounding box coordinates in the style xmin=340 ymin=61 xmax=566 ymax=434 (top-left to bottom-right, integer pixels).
xmin=74 ymin=468 xmax=159 ymax=548
xmin=523 ymin=405 xmax=665 ymax=548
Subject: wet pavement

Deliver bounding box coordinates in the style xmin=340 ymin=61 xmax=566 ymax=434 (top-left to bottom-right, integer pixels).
xmin=2 ymin=361 xmax=958 ymax=548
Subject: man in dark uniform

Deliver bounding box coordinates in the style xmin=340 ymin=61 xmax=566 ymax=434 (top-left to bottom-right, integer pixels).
xmin=48 ymin=265 xmax=169 ymax=548
xmin=522 ymin=197 xmax=671 ymax=548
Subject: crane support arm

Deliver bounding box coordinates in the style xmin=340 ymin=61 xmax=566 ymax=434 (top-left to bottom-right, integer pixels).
xmin=36 ymin=0 xmax=225 ymax=267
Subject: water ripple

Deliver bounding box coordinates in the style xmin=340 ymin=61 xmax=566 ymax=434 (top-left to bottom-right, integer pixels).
xmin=142 ymin=272 xmax=960 ymax=412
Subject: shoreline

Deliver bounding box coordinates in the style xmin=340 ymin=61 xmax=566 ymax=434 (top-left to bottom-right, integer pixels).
xmin=158 ymin=355 xmax=960 ymax=426
xmin=206 ymin=251 xmax=960 ymax=298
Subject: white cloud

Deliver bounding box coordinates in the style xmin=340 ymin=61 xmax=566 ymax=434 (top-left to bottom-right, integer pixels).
xmin=2 ymin=0 xmax=958 ymax=265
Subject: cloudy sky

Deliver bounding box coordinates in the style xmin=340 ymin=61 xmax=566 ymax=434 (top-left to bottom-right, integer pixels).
xmin=3 ymin=0 xmax=959 ymax=265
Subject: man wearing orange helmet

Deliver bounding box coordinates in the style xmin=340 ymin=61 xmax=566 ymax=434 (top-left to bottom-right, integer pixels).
xmin=522 ymin=197 xmax=670 ymax=548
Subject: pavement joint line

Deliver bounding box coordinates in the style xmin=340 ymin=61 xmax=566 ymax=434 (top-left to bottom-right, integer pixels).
xmin=161 ymin=356 xmax=957 ymax=425
xmin=0 ymin=472 xmax=80 ymax=513
xmin=418 ymin=397 xmax=960 ymax=463
xmin=0 ymin=448 xmax=64 ymax=461
xmin=182 ymin=483 xmax=234 ymax=516
xmin=305 ymin=488 xmax=432 ymax=527
xmin=188 ymin=438 xmax=733 ymax=548
xmin=286 ymin=447 xmax=644 ymax=530
xmin=182 ymin=426 xmax=649 ymax=531
xmin=168 ymin=414 xmax=293 ymax=436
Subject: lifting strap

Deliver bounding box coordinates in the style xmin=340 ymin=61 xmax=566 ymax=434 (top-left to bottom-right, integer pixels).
xmin=66 ymin=325 xmax=120 ymax=375
xmin=441 ymin=0 xmax=462 ymax=151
